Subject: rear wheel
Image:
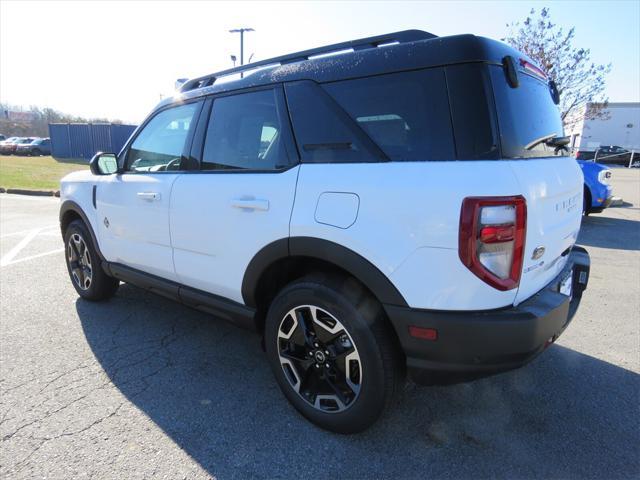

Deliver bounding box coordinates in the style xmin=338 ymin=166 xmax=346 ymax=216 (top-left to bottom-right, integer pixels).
xmin=264 ymin=274 xmax=404 ymax=433
xmin=64 ymin=220 xmax=119 ymax=301
xmin=31 ymin=148 xmax=42 ymax=156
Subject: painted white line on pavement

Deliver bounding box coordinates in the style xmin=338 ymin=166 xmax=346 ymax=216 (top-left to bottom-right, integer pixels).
xmin=0 ymin=225 xmax=58 ymax=239
xmin=1 ymin=248 xmax=65 ymax=267
xmin=0 ymin=229 xmax=41 ymax=266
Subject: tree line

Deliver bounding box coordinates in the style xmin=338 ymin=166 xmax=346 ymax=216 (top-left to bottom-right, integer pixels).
xmin=0 ymin=103 xmax=123 ymax=138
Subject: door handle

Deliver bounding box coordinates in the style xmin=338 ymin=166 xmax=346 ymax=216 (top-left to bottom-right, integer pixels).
xmin=137 ymin=192 xmax=161 ymax=201
xmin=231 ymin=198 xmax=269 ymax=211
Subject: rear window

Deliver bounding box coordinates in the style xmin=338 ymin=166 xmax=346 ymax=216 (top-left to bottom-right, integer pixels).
xmin=489 ymin=65 xmax=564 ymax=158
xmin=323 ymin=69 xmax=455 ymax=161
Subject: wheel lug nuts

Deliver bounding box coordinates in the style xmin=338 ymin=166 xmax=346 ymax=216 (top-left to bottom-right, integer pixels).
xmin=325 ymin=363 xmax=330 ymax=369
xmin=315 ymin=364 xmax=320 ymax=368
xmin=324 ymin=350 xmax=329 ymax=355
xmin=313 ymin=343 xmax=319 ymax=348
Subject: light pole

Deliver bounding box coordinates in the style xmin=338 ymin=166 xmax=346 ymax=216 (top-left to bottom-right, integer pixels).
xmin=229 ymin=27 xmax=254 ymax=77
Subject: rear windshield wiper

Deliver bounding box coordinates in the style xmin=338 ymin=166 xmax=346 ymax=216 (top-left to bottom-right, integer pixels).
xmin=525 ymin=134 xmax=570 ymax=150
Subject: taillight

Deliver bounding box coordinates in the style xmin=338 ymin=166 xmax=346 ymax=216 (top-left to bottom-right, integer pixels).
xmin=459 ymin=196 xmax=527 ymax=291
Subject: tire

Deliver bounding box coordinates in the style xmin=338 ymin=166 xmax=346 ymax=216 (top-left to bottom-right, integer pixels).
xmin=264 ymin=273 xmax=404 ymax=433
xmin=63 ymin=220 xmax=119 ymax=301
xmin=583 ymin=186 xmax=592 ymax=216
xmin=31 ymin=149 xmax=41 ymax=156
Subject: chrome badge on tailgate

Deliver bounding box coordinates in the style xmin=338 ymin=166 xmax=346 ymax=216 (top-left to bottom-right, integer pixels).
xmin=555 ymin=193 xmax=581 ymax=214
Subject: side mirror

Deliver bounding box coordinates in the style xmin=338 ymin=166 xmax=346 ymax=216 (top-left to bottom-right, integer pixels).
xmin=90 ymin=152 xmax=119 ymax=175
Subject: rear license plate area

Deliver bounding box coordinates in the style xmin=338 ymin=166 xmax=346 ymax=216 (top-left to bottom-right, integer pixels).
xmin=558 ymin=269 xmax=573 ymax=298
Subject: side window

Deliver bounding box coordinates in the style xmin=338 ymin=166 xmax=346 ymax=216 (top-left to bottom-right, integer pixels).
xmin=285 ymin=80 xmax=386 ymax=163
xmin=125 ymin=102 xmax=199 ymax=172
xmin=202 ymin=89 xmax=289 ymax=170
xmin=322 ymin=68 xmax=456 ymax=161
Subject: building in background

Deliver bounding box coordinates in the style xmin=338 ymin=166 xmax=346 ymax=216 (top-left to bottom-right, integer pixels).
xmin=566 ymin=102 xmax=640 ymax=152
xmin=49 ymin=123 xmax=137 ymax=160
xmin=3 ymin=110 xmax=36 ymax=122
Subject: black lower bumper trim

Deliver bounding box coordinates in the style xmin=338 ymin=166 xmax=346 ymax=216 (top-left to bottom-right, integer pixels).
xmin=384 ymin=246 xmax=590 ymax=384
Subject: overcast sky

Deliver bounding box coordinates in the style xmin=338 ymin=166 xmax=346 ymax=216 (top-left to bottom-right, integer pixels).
xmin=1 ymin=0 xmax=638 ymax=124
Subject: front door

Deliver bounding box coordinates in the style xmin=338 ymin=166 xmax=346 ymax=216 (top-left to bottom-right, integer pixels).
xmin=97 ymin=101 xmax=202 ymax=281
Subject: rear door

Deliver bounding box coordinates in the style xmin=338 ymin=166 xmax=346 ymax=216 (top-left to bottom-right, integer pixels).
xmin=97 ymin=101 xmax=202 ymax=281
xmin=488 ymin=65 xmax=584 ymax=304
xmin=169 ymin=87 xmax=299 ymax=303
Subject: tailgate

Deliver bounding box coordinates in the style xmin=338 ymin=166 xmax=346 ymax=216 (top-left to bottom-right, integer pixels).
xmin=509 ymin=156 xmax=584 ymax=304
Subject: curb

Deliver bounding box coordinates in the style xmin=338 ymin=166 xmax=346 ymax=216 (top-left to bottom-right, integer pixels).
xmin=1 ymin=187 xmax=60 ymax=197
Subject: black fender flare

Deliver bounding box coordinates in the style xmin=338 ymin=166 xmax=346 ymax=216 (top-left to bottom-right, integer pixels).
xmin=242 ymin=236 xmax=408 ymax=308
xmin=59 ymin=200 xmax=105 ymax=261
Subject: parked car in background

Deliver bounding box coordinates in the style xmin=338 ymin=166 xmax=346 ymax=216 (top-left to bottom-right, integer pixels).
xmin=0 ymin=136 xmax=19 ymax=151
xmin=578 ymin=160 xmax=613 ymax=214
xmin=0 ymin=137 xmax=37 ymax=155
xmin=15 ymin=138 xmax=51 ymax=156
xmin=0 ymin=134 xmax=6 ymax=141
xmin=576 ymin=146 xmax=634 ymax=165
xmin=0 ymin=137 xmax=22 ymax=154
xmin=595 ymin=145 xmax=633 ymax=165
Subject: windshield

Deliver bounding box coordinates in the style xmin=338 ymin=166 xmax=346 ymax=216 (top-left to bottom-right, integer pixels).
xmin=489 ymin=65 xmax=564 ymax=158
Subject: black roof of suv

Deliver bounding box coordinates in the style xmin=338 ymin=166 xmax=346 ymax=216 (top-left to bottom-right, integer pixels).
xmin=160 ymin=30 xmax=535 ymax=109
xmin=143 ymin=29 xmax=561 ymax=163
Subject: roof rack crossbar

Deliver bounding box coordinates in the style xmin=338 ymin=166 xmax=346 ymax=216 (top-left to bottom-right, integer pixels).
xmin=180 ymin=29 xmax=436 ymax=92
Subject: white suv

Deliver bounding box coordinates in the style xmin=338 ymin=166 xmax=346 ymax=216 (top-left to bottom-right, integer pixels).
xmin=60 ymin=30 xmax=590 ymax=433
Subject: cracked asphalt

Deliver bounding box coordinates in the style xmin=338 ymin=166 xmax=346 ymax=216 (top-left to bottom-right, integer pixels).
xmin=1 ymin=168 xmax=639 ymax=479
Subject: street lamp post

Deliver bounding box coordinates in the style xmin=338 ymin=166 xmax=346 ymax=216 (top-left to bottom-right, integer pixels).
xmin=229 ymin=27 xmax=254 ymax=77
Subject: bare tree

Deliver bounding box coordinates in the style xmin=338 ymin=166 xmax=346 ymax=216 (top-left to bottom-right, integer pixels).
xmin=504 ymin=7 xmax=611 ymax=124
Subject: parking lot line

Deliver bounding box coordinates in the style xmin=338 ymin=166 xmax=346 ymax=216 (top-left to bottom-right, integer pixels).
xmin=2 ymin=248 xmax=65 ymax=267
xmin=0 ymin=225 xmax=58 ymax=239
xmin=1 ymin=229 xmax=42 ymax=267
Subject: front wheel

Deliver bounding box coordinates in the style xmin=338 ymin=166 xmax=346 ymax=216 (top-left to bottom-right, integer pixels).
xmin=264 ymin=274 xmax=404 ymax=433
xmin=583 ymin=186 xmax=592 ymax=216
xmin=64 ymin=220 xmax=119 ymax=301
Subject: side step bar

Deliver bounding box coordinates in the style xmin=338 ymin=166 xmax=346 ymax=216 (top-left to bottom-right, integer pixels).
xmin=104 ymin=262 xmax=257 ymax=332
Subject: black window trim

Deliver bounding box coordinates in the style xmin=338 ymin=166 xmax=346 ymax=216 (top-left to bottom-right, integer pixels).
xmin=188 ymin=83 xmax=300 ymax=174
xmin=117 ymin=98 xmax=205 ymax=175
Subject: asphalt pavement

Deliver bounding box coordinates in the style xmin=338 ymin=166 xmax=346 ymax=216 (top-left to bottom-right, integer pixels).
xmin=1 ymin=169 xmax=639 ymax=479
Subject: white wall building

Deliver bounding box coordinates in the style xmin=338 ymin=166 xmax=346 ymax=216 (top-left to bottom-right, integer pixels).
xmin=565 ymin=102 xmax=640 ymax=151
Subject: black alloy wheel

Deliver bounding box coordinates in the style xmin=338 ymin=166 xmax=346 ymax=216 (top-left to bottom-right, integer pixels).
xmin=277 ymin=304 xmax=362 ymax=413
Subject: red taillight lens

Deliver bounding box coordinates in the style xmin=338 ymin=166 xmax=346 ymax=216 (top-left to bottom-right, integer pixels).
xmin=479 ymin=225 xmax=515 ymax=243
xmin=459 ymin=196 xmax=526 ymax=291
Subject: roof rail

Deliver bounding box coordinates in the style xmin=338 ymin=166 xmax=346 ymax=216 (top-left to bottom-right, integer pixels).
xmin=180 ymin=29 xmax=437 ymax=93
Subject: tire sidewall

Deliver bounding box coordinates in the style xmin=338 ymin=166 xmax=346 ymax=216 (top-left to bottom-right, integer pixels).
xmin=64 ymin=221 xmax=102 ymax=299
xmin=265 ymin=280 xmax=388 ymax=433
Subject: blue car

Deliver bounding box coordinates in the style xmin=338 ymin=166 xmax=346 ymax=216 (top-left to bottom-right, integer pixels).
xmin=578 ymin=160 xmax=613 ymax=215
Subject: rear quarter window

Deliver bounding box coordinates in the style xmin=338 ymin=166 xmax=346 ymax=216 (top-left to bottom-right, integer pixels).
xmin=444 ymin=63 xmax=500 ymax=160
xmin=323 ymin=68 xmax=455 ymax=161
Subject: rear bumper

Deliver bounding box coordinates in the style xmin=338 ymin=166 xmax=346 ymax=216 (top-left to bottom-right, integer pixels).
xmin=384 ymin=246 xmax=590 ymax=385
